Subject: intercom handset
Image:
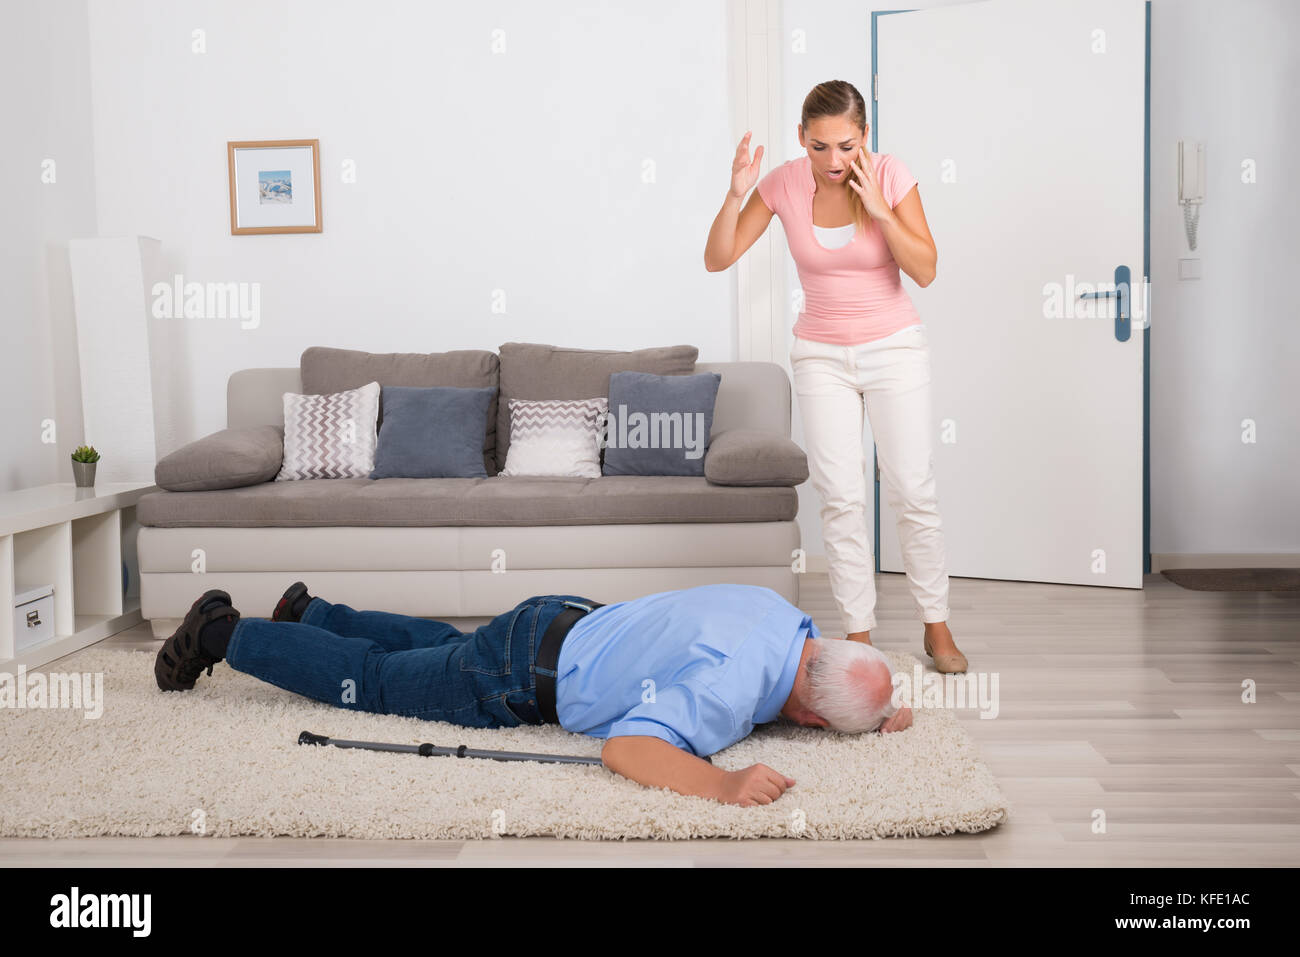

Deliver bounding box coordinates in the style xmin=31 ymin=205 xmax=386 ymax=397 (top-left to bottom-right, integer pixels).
xmin=1178 ymin=140 xmax=1205 ymax=250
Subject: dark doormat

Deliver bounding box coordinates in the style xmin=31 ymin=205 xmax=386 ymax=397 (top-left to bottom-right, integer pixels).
xmin=1161 ymin=568 xmax=1300 ymax=592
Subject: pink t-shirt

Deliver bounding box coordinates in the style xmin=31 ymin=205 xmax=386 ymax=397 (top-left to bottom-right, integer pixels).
xmin=757 ymin=152 xmax=921 ymax=345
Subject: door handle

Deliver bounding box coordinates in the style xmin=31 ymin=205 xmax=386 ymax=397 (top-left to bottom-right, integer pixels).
xmin=1077 ymin=264 xmax=1132 ymax=342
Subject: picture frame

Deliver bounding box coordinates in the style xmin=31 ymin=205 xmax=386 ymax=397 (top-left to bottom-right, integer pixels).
xmin=227 ymin=138 xmax=323 ymax=234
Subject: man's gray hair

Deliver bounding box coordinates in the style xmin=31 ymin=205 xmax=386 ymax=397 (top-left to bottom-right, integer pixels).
xmin=804 ymin=638 xmax=897 ymax=732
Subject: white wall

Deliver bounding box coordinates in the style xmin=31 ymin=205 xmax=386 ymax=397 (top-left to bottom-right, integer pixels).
xmin=0 ymin=0 xmax=98 ymax=493
xmin=778 ymin=0 xmax=1299 ymax=558
xmin=82 ymin=0 xmax=738 ymax=456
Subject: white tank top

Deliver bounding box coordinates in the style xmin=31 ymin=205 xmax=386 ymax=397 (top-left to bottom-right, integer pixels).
xmin=812 ymin=222 xmax=856 ymax=250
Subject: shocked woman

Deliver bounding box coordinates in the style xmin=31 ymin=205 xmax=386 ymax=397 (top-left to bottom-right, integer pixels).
xmin=704 ymin=79 xmax=967 ymax=674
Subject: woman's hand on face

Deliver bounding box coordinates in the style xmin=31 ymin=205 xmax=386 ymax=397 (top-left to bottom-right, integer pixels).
xmin=730 ymin=131 xmax=765 ymax=199
xmin=848 ymin=146 xmax=890 ymax=221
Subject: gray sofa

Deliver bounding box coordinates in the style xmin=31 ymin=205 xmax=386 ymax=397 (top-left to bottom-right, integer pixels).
xmin=136 ymin=344 xmax=807 ymax=633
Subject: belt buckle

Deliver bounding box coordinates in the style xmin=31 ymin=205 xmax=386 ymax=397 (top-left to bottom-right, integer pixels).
xmin=561 ymin=600 xmax=593 ymax=613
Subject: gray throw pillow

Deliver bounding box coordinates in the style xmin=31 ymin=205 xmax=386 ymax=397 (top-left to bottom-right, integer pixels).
xmin=703 ymin=429 xmax=809 ymax=487
xmin=154 ymin=425 xmax=284 ymax=491
xmin=602 ymin=371 xmax=722 ymax=477
xmin=369 ymin=385 xmax=497 ymax=479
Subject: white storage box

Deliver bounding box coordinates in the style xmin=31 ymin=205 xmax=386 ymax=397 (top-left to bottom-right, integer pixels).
xmin=14 ymin=583 xmax=55 ymax=652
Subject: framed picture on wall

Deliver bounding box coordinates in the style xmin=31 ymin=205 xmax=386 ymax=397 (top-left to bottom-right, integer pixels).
xmin=227 ymin=138 xmax=322 ymax=234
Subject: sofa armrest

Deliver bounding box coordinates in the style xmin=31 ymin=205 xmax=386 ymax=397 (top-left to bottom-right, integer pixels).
xmin=704 ymin=429 xmax=808 ymax=487
xmin=155 ymin=425 xmax=284 ymax=491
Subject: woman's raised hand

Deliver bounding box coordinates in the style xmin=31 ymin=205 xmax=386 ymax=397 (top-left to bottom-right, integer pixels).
xmin=730 ymin=131 xmax=765 ymax=199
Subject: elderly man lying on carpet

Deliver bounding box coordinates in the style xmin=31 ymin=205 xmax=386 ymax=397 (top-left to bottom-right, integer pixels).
xmin=155 ymin=582 xmax=912 ymax=807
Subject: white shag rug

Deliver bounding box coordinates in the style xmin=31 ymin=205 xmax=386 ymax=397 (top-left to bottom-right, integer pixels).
xmin=0 ymin=648 xmax=1009 ymax=840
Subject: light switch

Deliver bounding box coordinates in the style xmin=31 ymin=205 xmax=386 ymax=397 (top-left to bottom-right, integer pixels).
xmin=1178 ymin=258 xmax=1202 ymax=280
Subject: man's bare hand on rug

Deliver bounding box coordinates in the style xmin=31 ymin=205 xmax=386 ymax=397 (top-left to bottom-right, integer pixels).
xmin=878 ymin=706 xmax=912 ymax=733
xmin=717 ymin=764 xmax=797 ymax=807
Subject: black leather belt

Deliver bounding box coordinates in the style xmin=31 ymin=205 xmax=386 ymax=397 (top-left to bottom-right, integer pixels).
xmin=535 ymin=601 xmax=603 ymax=724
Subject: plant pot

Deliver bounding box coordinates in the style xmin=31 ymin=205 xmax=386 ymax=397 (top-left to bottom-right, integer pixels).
xmin=71 ymin=459 xmax=97 ymax=487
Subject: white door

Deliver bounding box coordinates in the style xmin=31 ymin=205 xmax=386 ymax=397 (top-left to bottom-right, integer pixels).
xmin=875 ymin=0 xmax=1148 ymax=589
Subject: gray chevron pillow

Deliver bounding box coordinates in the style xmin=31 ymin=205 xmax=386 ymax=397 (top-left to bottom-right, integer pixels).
xmin=275 ymin=380 xmax=380 ymax=481
xmin=499 ymin=397 xmax=608 ymax=478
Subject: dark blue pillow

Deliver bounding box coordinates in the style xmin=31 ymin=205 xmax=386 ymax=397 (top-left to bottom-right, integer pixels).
xmin=369 ymin=385 xmax=496 ymax=479
xmin=602 ymin=371 xmax=721 ymax=476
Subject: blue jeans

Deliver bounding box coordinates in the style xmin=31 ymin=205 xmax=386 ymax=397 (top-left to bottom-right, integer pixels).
xmin=224 ymin=594 xmax=600 ymax=728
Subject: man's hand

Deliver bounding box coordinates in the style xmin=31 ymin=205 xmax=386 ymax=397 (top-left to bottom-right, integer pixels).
xmin=878 ymin=705 xmax=913 ymax=733
xmin=601 ymin=737 xmax=796 ymax=807
xmin=716 ymin=764 xmax=796 ymax=807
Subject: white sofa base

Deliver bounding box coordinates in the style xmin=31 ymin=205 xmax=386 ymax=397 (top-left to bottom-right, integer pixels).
xmin=139 ymin=521 xmax=801 ymax=634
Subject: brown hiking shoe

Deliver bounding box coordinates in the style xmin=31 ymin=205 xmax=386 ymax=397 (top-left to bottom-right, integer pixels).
xmin=155 ymin=589 xmax=239 ymax=692
xmin=272 ymin=581 xmax=313 ymax=623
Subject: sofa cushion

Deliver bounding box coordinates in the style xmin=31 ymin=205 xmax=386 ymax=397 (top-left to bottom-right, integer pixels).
xmin=499 ymin=397 xmax=608 ymax=478
xmin=154 ymin=425 xmax=284 ymax=492
xmin=276 ymin=380 xmax=381 ymax=481
xmin=602 ymin=371 xmax=721 ymax=477
xmin=370 ymin=385 xmax=497 ymax=479
xmin=496 ymin=342 xmax=697 ymax=472
xmin=300 ymin=346 xmax=500 ymax=475
xmin=135 ymin=476 xmax=796 ymax=527
xmin=704 ymin=429 xmax=809 ymax=487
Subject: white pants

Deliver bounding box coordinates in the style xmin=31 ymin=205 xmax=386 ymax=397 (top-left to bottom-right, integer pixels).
xmin=790 ymin=323 xmax=951 ymax=633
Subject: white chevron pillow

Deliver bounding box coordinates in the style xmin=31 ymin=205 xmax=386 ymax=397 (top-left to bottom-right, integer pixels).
xmin=275 ymin=380 xmax=380 ymax=481
xmin=500 ymin=397 xmax=609 ymax=478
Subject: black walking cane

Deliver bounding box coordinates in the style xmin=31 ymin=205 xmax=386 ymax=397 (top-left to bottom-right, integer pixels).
xmin=298 ymin=730 xmax=604 ymax=766
xmin=298 ymin=730 xmax=713 ymax=766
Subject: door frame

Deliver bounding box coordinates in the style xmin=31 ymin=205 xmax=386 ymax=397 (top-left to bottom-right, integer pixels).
xmin=869 ymin=2 xmax=1152 ymax=578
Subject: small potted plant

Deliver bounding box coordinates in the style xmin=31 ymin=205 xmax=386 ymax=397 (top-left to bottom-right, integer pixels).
xmin=71 ymin=444 xmax=100 ymax=487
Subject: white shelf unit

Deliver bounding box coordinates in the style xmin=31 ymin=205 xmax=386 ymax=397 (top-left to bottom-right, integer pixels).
xmin=0 ymin=483 xmax=155 ymax=670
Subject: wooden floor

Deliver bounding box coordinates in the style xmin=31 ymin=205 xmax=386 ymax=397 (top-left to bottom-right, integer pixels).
xmin=3 ymin=571 xmax=1298 ymax=867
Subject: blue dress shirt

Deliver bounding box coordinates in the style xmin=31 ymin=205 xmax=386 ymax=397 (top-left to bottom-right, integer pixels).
xmin=554 ymin=584 xmax=818 ymax=756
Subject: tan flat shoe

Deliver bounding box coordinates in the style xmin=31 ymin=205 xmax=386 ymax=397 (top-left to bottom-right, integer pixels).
xmin=924 ymin=635 xmax=968 ymax=674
